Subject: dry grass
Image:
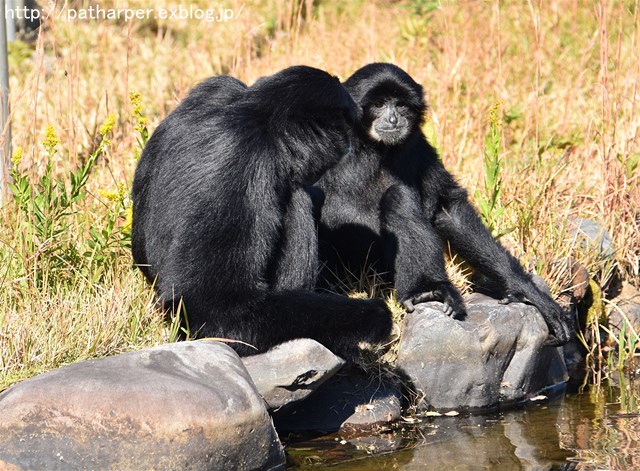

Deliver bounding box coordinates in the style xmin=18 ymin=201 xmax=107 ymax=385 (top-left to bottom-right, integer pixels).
xmin=0 ymin=0 xmax=639 ymax=390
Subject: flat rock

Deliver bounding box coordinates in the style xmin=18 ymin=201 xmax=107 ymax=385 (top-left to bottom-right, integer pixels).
xmin=397 ymin=294 xmax=568 ymax=411
xmin=242 ymin=338 xmax=346 ymax=411
xmin=272 ymin=365 xmax=402 ymax=434
xmin=0 ymin=341 xmax=285 ymax=471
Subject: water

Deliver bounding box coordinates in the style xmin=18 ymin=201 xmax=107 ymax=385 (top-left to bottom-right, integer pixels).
xmin=285 ymin=376 xmax=640 ymax=470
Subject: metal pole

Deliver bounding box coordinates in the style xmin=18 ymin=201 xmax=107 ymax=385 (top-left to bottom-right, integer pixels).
xmin=0 ymin=0 xmax=11 ymax=205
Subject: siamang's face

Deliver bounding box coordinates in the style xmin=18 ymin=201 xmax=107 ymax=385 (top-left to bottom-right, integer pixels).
xmin=366 ymin=97 xmax=414 ymax=146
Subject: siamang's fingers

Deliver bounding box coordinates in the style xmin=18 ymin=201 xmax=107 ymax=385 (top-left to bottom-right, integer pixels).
xmin=442 ymin=302 xmax=454 ymax=317
xmin=402 ymin=291 xmax=438 ymax=313
xmin=520 ymin=284 xmax=574 ymax=346
xmin=414 ymin=291 xmax=440 ymax=304
xmin=531 ymin=296 xmax=574 ymax=346
xmin=543 ymin=334 xmax=562 ymax=347
xmin=499 ymin=293 xmax=523 ymax=305
xmin=543 ymin=323 xmax=570 ymax=347
xmin=440 ymin=287 xmax=466 ymax=319
xmin=543 ymin=313 xmax=573 ymax=346
xmin=403 ymin=287 xmax=465 ymax=317
xmin=402 ymin=299 xmax=416 ymax=313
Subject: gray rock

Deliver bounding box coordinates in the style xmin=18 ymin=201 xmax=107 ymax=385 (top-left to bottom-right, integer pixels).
xmin=347 ymin=434 xmax=402 ymax=454
xmin=607 ymin=285 xmax=640 ymax=348
xmin=242 ymin=338 xmax=346 ymax=411
xmin=397 ymin=294 xmax=568 ymax=411
xmin=608 ymin=301 xmax=640 ymax=346
xmin=568 ymin=217 xmax=616 ymax=262
xmin=272 ymin=365 xmax=402 ymax=434
xmin=0 ymin=341 xmax=285 ymax=471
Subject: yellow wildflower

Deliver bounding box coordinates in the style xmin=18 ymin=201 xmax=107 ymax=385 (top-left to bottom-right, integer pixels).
xmin=130 ymin=90 xmax=142 ymax=108
xmin=130 ymin=90 xmax=147 ymax=129
xmin=43 ymin=125 xmax=60 ymax=149
xmin=99 ymin=188 xmax=119 ymax=202
xmin=118 ymin=182 xmax=127 ymax=200
xmin=130 ymin=91 xmax=144 ymax=119
xmin=11 ymin=147 xmax=23 ymax=167
xmin=99 ymin=183 xmax=127 ymax=203
xmin=99 ymin=113 xmax=117 ymax=137
xmin=122 ymin=206 xmax=133 ymax=234
xmin=488 ymin=101 xmax=503 ymax=128
xmin=134 ymin=118 xmax=148 ymax=133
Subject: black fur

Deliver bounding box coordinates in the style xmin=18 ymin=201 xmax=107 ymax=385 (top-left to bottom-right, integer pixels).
xmin=132 ymin=66 xmax=393 ymax=359
xmin=314 ymin=63 xmax=572 ymax=346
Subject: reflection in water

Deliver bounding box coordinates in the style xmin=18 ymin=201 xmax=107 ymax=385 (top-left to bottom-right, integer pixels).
xmin=560 ymin=377 xmax=640 ymax=470
xmin=286 ymin=378 xmax=640 ymax=470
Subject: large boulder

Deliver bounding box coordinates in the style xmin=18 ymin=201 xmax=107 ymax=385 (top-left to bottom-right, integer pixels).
xmin=0 ymin=341 xmax=285 ymax=471
xmin=397 ymin=294 xmax=568 ymax=411
xmin=242 ymin=338 xmax=346 ymax=411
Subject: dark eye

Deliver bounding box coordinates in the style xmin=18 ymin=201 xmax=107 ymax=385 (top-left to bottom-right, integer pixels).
xmin=373 ymin=100 xmax=385 ymax=109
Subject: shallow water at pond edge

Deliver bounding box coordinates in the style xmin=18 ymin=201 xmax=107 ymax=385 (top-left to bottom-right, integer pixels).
xmin=285 ymin=377 xmax=640 ymax=470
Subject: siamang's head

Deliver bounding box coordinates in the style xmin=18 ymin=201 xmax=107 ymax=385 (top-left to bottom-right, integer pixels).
xmin=250 ymin=66 xmax=359 ymax=185
xmin=344 ymin=63 xmax=425 ymax=147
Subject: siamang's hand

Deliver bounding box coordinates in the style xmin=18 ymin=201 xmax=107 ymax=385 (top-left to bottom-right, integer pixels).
xmin=402 ymin=282 xmax=466 ymax=319
xmin=502 ymin=287 xmax=573 ymax=346
xmin=498 ymin=291 xmax=527 ymax=305
xmin=538 ymin=298 xmax=574 ymax=346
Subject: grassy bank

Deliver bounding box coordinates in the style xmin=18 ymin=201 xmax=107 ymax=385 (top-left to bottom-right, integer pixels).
xmin=1 ymin=0 xmax=638 ymax=390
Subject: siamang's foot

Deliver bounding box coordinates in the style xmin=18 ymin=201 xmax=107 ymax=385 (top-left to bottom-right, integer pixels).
xmin=402 ymin=283 xmax=466 ymax=319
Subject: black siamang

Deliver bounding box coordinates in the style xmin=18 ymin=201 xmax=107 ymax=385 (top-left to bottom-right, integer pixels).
xmin=314 ymin=63 xmax=572 ymax=346
xmin=132 ymin=66 xmax=393 ymax=359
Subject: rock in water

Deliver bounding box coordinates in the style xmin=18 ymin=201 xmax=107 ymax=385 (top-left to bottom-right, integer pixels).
xmin=0 ymin=341 xmax=285 ymax=471
xmin=397 ymin=294 xmax=568 ymax=411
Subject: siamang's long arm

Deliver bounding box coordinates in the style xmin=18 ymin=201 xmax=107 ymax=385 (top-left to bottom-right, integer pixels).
xmin=432 ymin=182 xmax=572 ymax=345
xmin=381 ymin=185 xmax=466 ymax=317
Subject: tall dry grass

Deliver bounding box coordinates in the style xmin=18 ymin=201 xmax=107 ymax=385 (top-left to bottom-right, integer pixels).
xmin=0 ymin=0 xmax=638 ymax=390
